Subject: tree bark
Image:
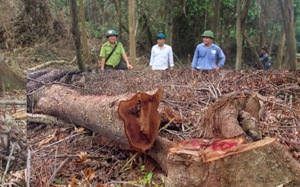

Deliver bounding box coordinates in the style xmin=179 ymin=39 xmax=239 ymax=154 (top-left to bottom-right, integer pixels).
xmin=114 ymin=0 xmax=123 ymax=40
xmin=278 ymin=0 xmax=297 ymax=70
xmin=128 ymin=0 xmax=136 ymax=67
xmin=276 ymin=27 xmax=286 ymax=69
xmin=235 ymin=0 xmax=243 ymax=70
xmin=70 ymin=0 xmax=85 ymax=71
xmin=79 ymin=0 xmax=89 ymax=61
xmin=242 ymin=31 xmax=264 ymax=69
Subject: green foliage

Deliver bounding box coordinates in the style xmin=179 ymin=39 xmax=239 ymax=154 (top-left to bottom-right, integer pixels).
xmin=186 ymin=0 xmax=212 ymax=17
xmin=123 ymin=165 xmax=165 ymax=187
xmin=246 ymin=1 xmax=260 ymax=22
xmin=5 ymin=82 xmax=11 ymax=90
xmin=296 ymin=18 xmax=300 ymax=52
xmin=296 ymin=0 xmax=300 ymax=52
xmin=85 ymin=21 xmax=104 ymax=39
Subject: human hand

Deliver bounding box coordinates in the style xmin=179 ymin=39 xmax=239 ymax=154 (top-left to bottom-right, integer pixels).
xmin=127 ymin=64 xmax=133 ymax=69
xmin=215 ymin=66 xmax=220 ymax=72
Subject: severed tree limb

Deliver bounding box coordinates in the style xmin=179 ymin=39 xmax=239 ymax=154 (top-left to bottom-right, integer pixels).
xmin=27 ymin=59 xmax=76 ymax=72
xmin=26 ymin=148 xmax=31 ymax=187
xmin=46 ymin=157 xmax=72 ymax=186
xmin=1 ymin=143 xmax=16 ymax=185
xmin=0 ymin=100 xmax=26 ymax=105
xmin=26 ymin=113 xmax=73 ymax=127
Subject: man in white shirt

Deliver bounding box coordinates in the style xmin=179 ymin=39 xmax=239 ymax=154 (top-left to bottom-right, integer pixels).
xmin=149 ymin=33 xmax=174 ymax=70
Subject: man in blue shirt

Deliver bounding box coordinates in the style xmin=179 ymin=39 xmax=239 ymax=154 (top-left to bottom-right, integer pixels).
xmin=258 ymin=46 xmax=271 ymax=70
xmin=191 ymin=30 xmax=226 ymax=72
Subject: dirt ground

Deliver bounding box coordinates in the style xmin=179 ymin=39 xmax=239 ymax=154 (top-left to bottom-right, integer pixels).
xmin=1 ymin=40 xmax=300 ymax=186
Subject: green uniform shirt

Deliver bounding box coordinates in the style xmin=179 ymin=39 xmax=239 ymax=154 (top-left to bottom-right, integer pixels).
xmin=99 ymin=41 xmax=125 ymax=67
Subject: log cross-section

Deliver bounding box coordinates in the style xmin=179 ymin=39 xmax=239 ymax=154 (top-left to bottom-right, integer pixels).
xmin=118 ymin=89 xmax=163 ymax=153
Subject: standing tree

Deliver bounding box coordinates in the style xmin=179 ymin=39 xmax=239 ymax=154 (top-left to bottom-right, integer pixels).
xmin=235 ymin=0 xmax=243 ymax=70
xmin=128 ymin=0 xmax=136 ymax=67
xmin=70 ymin=0 xmax=85 ymax=71
xmin=79 ymin=0 xmax=89 ymax=62
xmin=114 ymin=0 xmax=123 ymax=40
xmin=278 ymin=0 xmax=297 ymax=70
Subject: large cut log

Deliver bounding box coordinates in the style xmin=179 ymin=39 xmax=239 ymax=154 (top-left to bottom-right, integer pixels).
xmin=31 ymin=85 xmax=300 ymax=186
xmin=32 ymin=84 xmax=166 ymax=153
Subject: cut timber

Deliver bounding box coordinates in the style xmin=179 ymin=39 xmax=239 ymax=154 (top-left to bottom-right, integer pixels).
xmin=166 ymin=138 xmax=300 ymax=187
xmin=118 ymin=89 xmax=163 ymax=152
xmin=32 ymin=85 xmax=169 ymax=153
xmin=202 ymin=93 xmax=262 ymax=141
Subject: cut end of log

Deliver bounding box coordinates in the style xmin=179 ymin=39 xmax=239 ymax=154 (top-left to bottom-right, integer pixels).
xmin=118 ymin=88 xmax=163 ymax=153
xmin=168 ymin=137 xmax=276 ymax=163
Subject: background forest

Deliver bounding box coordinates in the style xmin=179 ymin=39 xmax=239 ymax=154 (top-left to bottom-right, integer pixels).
xmin=0 ymin=0 xmax=300 ymax=70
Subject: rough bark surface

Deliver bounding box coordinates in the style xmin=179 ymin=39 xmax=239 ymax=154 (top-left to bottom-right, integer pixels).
xmin=202 ymin=93 xmax=262 ymax=141
xmin=33 ymin=85 xmax=168 ymax=154
xmin=166 ymin=138 xmax=300 ymax=187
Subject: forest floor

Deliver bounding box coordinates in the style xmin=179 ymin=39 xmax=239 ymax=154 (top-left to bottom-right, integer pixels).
xmin=0 ymin=40 xmax=300 ymax=187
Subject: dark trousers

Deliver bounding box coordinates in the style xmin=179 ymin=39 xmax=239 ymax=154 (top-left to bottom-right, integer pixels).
xmin=104 ymin=61 xmax=128 ymax=70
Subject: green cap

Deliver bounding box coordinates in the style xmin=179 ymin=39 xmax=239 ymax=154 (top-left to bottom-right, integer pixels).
xmin=201 ymin=30 xmax=214 ymax=39
xmin=106 ymin=29 xmax=118 ymax=38
xmin=157 ymin=33 xmax=166 ymax=39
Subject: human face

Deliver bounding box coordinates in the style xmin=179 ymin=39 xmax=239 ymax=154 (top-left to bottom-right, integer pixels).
xmin=108 ymin=35 xmax=117 ymax=44
xmin=260 ymin=49 xmax=266 ymax=54
xmin=202 ymin=37 xmax=213 ymax=47
xmin=157 ymin=38 xmax=165 ymax=47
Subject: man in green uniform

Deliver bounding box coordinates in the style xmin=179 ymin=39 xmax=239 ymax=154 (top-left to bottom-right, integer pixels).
xmin=99 ymin=29 xmax=133 ymax=70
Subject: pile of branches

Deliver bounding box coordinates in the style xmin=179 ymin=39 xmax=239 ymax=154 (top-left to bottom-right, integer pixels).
xmin=27 ymin=70 xmax=300 ymax=186
xmin=0 ymin=116 xmax=27 ymax=186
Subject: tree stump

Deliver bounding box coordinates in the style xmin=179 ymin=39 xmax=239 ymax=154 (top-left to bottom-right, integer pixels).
xmin=166 ymin=138 xmax=300 ymax=187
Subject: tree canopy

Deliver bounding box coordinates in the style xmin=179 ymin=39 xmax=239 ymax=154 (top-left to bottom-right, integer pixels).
xmin=0 ymin=0 xmax=299 ymax=69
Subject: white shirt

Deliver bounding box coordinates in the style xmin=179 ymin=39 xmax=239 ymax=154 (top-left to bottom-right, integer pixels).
xmin=150 ymin=44 xmax=174 ymax=70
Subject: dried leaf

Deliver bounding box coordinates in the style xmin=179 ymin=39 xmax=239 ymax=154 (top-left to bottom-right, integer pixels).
xmin=38 ymin=129 xmax=57 ymax=147
xmin=68 ymin=175 xmax=77 ymax=187
xmin=84 ymin=168 xmax=96 ymax=181
xmin=74 ymin=127 xmax=85 ymax=133
xmin=77 ymin=152 xmax=88 ymax=161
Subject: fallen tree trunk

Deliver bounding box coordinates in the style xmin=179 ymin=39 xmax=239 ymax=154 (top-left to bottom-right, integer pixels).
xmin=32 ymin=84 xmax=175 ymax=153
xmin=31 ymin=85 xmax=300 ymax=186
